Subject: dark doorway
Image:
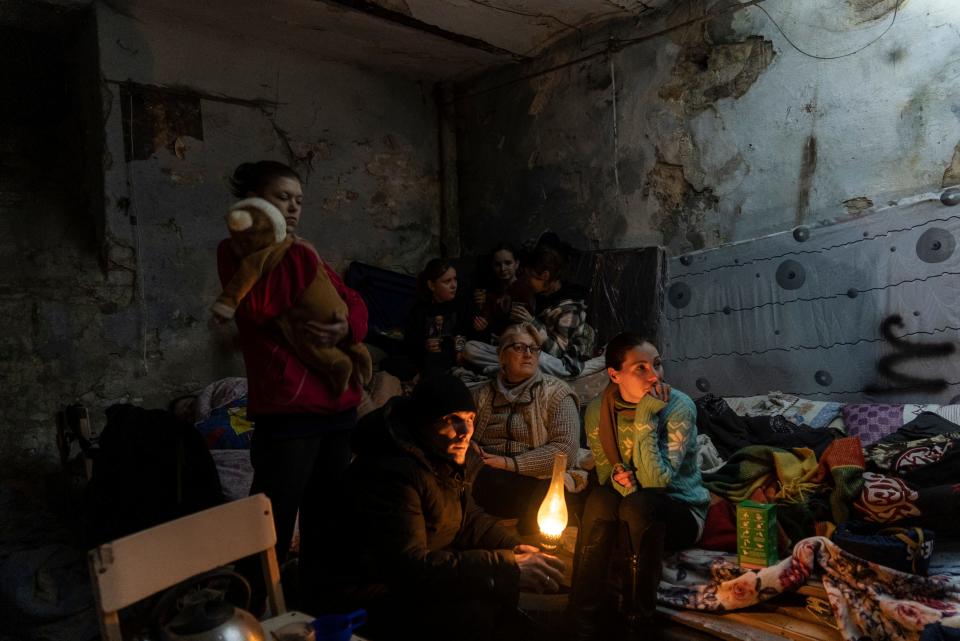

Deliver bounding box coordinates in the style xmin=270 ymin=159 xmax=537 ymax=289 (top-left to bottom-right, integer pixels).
xmin=0 ymin=3 xmax=103 ymax=285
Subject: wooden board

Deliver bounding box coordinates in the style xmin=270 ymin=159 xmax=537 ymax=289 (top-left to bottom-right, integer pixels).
xmin=89 ymin=494 xmax=277 ymax=613
xmin=658 ymin=605 xmax=842 ymax=641
xmin=658 ymin=606 xmax=790 ymax=641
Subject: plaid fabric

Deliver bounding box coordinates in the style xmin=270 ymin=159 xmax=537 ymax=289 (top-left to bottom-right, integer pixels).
xmin=811 ymin=437 xmax=866 ymax=524
xmin=842 ymin=404 xmax=904 ymax=446
xmin=533 ymin=298 xmax=596 ymax=375
xmin=703 ymin=445 xmax=820 ymax=504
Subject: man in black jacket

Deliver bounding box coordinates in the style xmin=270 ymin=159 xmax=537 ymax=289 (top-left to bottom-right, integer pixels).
xmin=326 ymin=375 xmax=565 ymax=640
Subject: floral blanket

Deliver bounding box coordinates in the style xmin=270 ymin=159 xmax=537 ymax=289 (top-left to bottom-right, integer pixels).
xmin=659 ymin=537 xmax=960 ymax=641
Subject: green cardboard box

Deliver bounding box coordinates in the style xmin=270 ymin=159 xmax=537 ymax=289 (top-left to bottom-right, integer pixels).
xmin=737 ymin=500 xmax=778 ymax=569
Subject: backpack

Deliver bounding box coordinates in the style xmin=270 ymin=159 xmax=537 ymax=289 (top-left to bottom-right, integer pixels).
xmin=83 ymin=403 xmax=224 ymax=547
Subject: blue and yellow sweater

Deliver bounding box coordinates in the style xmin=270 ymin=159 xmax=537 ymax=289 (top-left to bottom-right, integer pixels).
xmin=585 ymin=389 xmax=709 ymax=530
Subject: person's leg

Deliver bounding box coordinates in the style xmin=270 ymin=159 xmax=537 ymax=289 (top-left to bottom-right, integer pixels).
xmin=537 ymin=350 xmax=572 ymax=377
xmin=617 ymin=490 xmax=698 ymax=630
xmin=570 ymin=485 xmax=621 ymax=640
xmin=462 ymin=340 xmax=500 ymax=375
xmin=247 ymin=428 xmax=325 ymax=562
xmin=237 ymin=421 xmax=325 ymax=613
xmin=298 ymin=423 xmax=355 ymax=610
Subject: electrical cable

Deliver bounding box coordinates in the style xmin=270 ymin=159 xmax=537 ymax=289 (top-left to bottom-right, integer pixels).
xmin=462 ymin=0 xmax=582 ymax=32
xmin=124 ymin=87 xmax=149 ymax=374
xmin=755 ymin=0 xmax=902 ymax=61
xmin=451 ymin=0 xmax=766 ymax=103
xmin=453 ymin=0 xmax=904 ymax=103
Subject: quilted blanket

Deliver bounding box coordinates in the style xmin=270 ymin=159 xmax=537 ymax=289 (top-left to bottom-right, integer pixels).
xmin=659 ymin=537 xmax=960 ymax=641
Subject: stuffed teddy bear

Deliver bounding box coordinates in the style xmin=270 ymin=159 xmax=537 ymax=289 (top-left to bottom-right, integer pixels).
xmin=211 ymin=197 xmax=372 ymax=393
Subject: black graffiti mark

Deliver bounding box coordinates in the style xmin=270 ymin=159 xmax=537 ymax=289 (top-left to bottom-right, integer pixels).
xmin=865 ymin=315 xmax=956 ymax=394
xmin=669 ymin=213 xmax=960 ymax=281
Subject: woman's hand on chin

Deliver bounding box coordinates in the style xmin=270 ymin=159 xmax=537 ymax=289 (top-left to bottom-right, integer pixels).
xmin=649 ymin=381 xmax=671 ymax=403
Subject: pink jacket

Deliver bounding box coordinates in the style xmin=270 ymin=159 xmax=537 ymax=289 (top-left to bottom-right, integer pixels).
xmin=217 ymin=238 xmax=368 ymax=416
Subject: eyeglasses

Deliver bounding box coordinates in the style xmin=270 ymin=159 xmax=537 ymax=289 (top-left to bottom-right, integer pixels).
xmin=505 ymin=343 xmax=541 ymax=355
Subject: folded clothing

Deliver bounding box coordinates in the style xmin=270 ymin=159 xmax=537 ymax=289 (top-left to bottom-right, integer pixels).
xmin=725 ymin=392 xmax=843 ymax=429
xmin=866 ymin=412 xmax=960 ymax=487
xmin=696 ymin=394 xmax=841 ymax=460
xmin=853 ymin=471 xmax=960 ymax=535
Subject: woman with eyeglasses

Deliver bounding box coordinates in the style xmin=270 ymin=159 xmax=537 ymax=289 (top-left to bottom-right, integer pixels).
xmin=570 ymin=332 xmax=709 ymax=640
xmin=468 ymin=323 xmax=592 ymax=535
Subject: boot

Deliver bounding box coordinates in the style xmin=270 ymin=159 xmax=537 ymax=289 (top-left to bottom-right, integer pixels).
xmin=621 ymin=521 xmax=667 ymax=638
xmin=568 ymin=519 xmax=617 ymax=641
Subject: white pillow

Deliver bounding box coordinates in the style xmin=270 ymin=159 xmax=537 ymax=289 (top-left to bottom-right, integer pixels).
xmin=902 ymin=403 xmax=960 ymax=426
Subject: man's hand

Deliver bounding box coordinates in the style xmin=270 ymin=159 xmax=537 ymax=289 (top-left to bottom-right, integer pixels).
xmin=425 ymin=338 xmax=442 ymax=353
xmin=650 ymin=381 xmax=672 ymax=403
xmin=515 ymin=544 xmax=565 ymax=594
xmin=473 ymin=316 xmax=489 ymax=331
xmin=307 ymin=311 xmax=349 ymax=347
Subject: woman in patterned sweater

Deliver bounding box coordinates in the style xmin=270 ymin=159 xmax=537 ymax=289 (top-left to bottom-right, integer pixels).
xmin=469 ymin=323 xmax=589 ymax=535
xmin=571 ymin=332 xmax=709 ymax=640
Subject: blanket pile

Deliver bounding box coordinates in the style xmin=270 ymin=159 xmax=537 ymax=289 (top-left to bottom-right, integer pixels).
xmin=658 ymin=536 xmax=960 ymax=641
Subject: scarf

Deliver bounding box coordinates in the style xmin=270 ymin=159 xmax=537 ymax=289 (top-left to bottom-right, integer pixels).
xmin=598 ymin=382 xmax=625 ymax=468
xmin=495 ymin=369 xmax=543 ymax=404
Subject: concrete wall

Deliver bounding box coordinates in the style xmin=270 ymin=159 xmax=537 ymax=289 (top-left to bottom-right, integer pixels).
xmin=455 ymin=0 xmax=960 ymax=256
xmin=2 ymin=1 xmax=440 ymax=479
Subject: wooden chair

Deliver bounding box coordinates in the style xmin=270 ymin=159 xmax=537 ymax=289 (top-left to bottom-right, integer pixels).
xmin=88 ymin=493 xmax=286 ymax=641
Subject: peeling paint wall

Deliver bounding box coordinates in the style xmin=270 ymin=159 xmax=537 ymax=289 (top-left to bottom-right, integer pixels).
xmin=456 ymin=0 xmax=960 ymax=257
xmin=2 ymin=1 xmax=440 ymax=480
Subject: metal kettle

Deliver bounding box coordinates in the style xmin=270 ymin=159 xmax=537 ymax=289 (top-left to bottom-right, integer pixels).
xmin=153 ymin=570 xmax=265 ymax=641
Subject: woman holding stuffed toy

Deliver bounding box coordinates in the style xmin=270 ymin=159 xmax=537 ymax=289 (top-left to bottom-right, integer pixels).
xmin=215 ymin=160 xmax=368 ymax=610
xmin=570 ymin=332 xmax=709 ymax=640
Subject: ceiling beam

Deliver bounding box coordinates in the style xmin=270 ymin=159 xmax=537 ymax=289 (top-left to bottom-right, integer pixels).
xmin=320 ymin=0 xmax=526 ymax=60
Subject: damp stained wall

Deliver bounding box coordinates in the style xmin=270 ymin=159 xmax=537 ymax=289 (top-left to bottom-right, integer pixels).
xmin=455 ymin=0 xmax=960 ymax=257
xmin=2 ymin=2 xmax=441 ymax=479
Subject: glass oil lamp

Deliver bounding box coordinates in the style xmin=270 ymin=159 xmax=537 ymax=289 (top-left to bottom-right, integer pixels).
xmin=537 ymin=452 xmax=568 ymax=552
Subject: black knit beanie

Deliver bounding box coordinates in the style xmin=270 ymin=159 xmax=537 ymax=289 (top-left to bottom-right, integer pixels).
xmin=407 ymin=374 xmax=476 ymax=428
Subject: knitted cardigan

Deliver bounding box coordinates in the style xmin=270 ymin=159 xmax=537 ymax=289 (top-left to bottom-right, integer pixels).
xmin=472 ymin=373 xmax=583 ymax=481
xmin=585 ymin=389 xmax=710 ymax=528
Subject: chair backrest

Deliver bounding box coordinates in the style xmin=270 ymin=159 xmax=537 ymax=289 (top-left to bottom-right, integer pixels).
xmin=88 ymin=493 xmax=285 ymax=641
